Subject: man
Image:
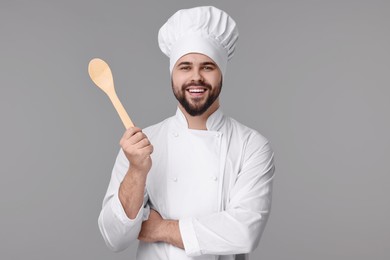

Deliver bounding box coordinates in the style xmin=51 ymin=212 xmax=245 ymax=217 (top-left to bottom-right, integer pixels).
xmin=98 ymin=6 xmax=275 ymax=260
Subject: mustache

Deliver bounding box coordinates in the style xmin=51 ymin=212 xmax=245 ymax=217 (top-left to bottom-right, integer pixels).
xmin=182 ymin=81 xmax=212 ymax=90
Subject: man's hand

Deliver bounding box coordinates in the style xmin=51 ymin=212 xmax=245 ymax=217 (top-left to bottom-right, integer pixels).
xmin=138 ymin=209 xmax=164 ymax=243
xmin=120 ymin=127 xmax=153 ymax=175
xmin=138 ymin=209 xmax=184 ymax=249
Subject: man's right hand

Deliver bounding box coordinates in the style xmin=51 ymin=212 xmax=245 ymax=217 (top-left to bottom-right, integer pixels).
xmin=120 ymin=127 xmax=154 ymax=175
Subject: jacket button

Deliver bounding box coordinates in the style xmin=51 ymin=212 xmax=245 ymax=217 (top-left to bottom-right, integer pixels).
xmin=173 ymin=132 xmax=179 ymax=137
xmin=212 ymin=176 xmax=218 ymax=181
xmin=172 ymin=177 xmax=178 ymax=182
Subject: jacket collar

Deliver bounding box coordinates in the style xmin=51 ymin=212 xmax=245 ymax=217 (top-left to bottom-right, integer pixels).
xmin=174 ymin=106 xmax=225 ymax=131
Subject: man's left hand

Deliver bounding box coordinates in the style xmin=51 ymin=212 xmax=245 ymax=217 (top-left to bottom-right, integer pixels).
xmin=138 ymin=209 xmax=164 ymax=243
xmin=138 ymin=209 xmax=184 ymax=249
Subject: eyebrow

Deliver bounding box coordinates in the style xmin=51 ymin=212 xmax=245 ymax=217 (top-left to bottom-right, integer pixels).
xmin=176 ymin=61 xmax=217 ymax=67
xmin=201 ymin=62 xmax=217 ymax=67
xmin=177 ymin=62 xmax=192 ymax=66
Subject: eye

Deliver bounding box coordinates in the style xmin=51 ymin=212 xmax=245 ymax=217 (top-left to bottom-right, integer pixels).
xmin=203 ymin=66 xmax=214 ymax=71
xmin=179 ymin=66 xmax=191 ymax=71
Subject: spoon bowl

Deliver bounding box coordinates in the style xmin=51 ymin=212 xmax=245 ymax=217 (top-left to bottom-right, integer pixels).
xmin=88 ymin=58 xmax=134 ymax=129
xmin=88 ymin=58 xmax=115 ymax=94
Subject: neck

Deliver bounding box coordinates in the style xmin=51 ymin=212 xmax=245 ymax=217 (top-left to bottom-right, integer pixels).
xmin=179 ymin=99 xmax=220 ymax=130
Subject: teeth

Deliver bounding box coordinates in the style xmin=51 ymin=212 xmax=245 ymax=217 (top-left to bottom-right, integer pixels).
xmin=188 ymin=89 xmax=205 ymax=93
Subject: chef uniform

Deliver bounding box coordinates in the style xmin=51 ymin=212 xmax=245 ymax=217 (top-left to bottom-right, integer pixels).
xmin=98 ymin=6 xmax=275 ymax=260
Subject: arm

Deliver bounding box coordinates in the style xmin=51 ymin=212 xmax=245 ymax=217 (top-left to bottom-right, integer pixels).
xmin=179 ymin=135 xmax=275 ymax=256
xmin=98 ymin=127 xmax=153 ymax=252
xmin=138 ymin=209 xmax=184 ymax=249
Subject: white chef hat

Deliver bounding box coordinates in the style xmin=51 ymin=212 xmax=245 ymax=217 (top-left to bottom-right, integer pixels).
xmin=158 ymin=6 xmax=239 ymax=77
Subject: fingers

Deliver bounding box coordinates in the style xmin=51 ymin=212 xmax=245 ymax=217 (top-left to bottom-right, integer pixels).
xmin=122 ymin=127 xmax=142 ymax=140
xmin=120 ymin=127 xmax=153 ymax=155
xmin=119 ymin=127 xmax=153 ymax=174
xmin=135 ymin=136 xmax=151 ymax=149
xmin=141 ymin=143 xmax=154 ymax=155
xmin=120 ymin=127 xmax=149 ymax=147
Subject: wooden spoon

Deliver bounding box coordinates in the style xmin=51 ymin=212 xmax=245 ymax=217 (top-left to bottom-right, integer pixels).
xmin=88 ymin=58 xmax=134 ymax=129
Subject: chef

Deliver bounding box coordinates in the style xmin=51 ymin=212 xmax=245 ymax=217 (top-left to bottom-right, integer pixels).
xmin=98 ymin=6 xmax=275 ymax=260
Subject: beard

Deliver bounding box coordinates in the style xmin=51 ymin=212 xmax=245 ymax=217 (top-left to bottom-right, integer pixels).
xmin=172 ymin=79 xmax=223 ymax=116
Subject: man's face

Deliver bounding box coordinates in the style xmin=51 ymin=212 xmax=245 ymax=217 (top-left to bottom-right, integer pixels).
xmin=171 ymin=53 xmax=222 ymax=116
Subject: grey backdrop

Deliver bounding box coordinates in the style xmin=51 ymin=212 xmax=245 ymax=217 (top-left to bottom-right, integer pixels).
xmin=1 ymin=0 xmax=389 ymax=259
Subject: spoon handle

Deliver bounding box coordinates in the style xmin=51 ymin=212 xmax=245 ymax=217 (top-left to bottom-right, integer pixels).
xmin=107 ymin=91 xmax=134 ymax=129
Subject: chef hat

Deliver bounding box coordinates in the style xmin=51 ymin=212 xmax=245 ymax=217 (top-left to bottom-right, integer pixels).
xmin=158 ymin=6 xmax=239 ymax=77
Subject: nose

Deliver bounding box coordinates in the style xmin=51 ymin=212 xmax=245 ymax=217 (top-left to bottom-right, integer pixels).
xmin=191 ymin=68 xmax=204 ymax=82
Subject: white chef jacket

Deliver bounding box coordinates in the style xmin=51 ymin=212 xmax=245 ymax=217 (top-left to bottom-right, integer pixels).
xmin=98 ymin=107 xmax=275 ymax=260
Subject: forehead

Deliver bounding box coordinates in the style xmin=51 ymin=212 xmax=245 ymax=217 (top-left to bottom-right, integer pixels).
xmin=176 ymin=53 xmax=216 ymax=65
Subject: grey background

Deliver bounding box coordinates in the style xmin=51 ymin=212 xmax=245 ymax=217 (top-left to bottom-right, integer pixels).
xmin=1 ymin=0 xmax=389 ymax=259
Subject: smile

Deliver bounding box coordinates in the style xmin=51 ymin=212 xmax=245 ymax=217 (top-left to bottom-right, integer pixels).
xmin=187 ymin=88 xmax=206 ymax=93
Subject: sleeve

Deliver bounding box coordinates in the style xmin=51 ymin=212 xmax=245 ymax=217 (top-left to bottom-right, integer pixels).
xmin=98 ymin=148 xmax=150 ymax=252
xmin=179 ymin=133 xmax=275 ymax=256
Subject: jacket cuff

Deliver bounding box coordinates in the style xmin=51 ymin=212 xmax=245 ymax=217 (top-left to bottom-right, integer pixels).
xmin=179 ymin=218 xmax=201 ymax=256
xmin=111 ymin=191 xmax=145 ymax=224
